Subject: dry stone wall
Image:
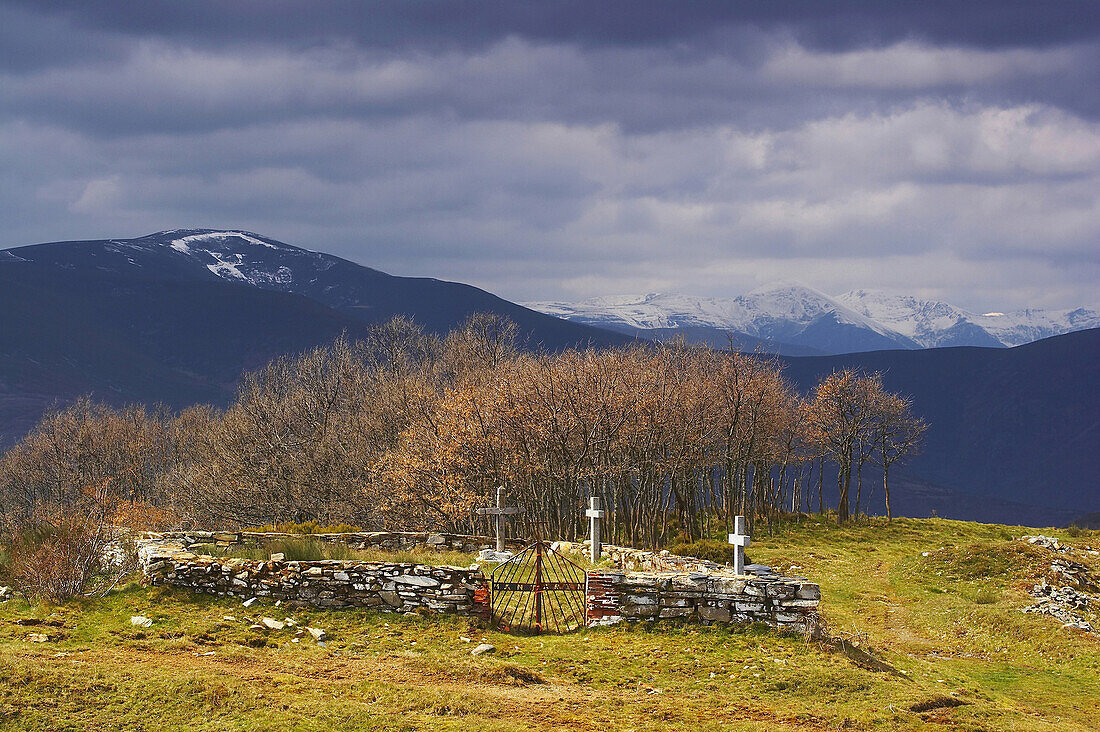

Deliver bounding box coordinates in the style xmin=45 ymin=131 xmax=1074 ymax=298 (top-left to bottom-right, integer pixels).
xmin=139 ymin=541 xmax=490 ymax=617
xmin=585 ymin=570 xmax=820 ymax=634
xmin=146 ymin=530 xmax=525 ymax=553
xmin=137 ymin=533 xmax=820 ymax=634
xmin=558 ymin=541 xmax=821 ymax=635
xmin=556 ymin=540 xmax=734 ymax=574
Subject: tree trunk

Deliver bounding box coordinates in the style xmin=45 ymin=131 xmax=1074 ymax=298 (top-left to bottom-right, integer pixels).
xmin=817 ymin=456 xmax=824 ymax=514
xmin=883 ymin=465 xmax=892 ymax=521
xmin=855 ymin=461 xmax=863 ymax=518
xmin=837 ymin=464 xmax=851 ymax=523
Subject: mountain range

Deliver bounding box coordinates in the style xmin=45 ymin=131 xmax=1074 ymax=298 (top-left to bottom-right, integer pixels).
xmin=1 ymin=229 xmax=1097 ymax=525
xmin=0 ymin=229 xmax=629 ymax=444
xmin=526 ymin=287 xmax=1100 ymax=355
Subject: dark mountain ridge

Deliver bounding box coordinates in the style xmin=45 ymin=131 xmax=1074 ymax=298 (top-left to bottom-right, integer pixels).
xmin=781 ymin=328 xmax=1100 ymax=525
xmin=0 ymin=229 xmax=632 ymax=445
xmin=7 ymin=230 xmax=633 ymax=348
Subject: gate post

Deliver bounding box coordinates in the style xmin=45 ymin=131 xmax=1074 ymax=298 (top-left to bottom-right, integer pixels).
xmin=472 ymin=575 xmax=492 ymax=622
xmin=585 ymin=570 xmax=623 ymax=626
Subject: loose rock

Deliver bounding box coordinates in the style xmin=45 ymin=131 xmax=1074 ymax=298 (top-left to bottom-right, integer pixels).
xmin=130 ymin=616 xmax=153 ymax=628
xmin=471 ymin=643 xmax=496 ymax=656
xmin=478 ymin=549 xmax=514 ymax=563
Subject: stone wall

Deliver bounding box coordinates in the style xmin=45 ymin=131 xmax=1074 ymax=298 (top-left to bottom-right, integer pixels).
xmin=144 ymin=530 xmax=526 ymax=554
xmin=139 ymin=541 xmax=490 ymax=617
xmin=137 ymin=532 xmax=821 ymax=635
xmin=585 ymin=570 xmax=820 ymax=635
xmin=556 ymin=540 xmax=731 ymax=573
xmin=557 ymin=540 xmax=821 ymax=635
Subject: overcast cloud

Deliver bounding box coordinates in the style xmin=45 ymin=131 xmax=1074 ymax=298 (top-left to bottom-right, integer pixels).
xmin=2 ymin=1 xmax=1098 ymax=310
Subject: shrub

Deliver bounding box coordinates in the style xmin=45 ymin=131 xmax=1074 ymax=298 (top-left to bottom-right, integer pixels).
xmin=667 ymin=540 xmax=751 ymax=567
xmin=7 ymin=516 xmax=114 ymax=602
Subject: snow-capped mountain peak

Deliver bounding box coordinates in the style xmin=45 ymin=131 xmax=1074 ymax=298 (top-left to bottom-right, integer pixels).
xmin=526 ymin=284 xmax=1099 ymax=353
xmin=837 ymin=290 xmax=1100 ymax=348
xmin=166 ymin=230 xmax=285 ymax=254
xmin=526 ymin=284 xmax=921 ymax=353
xmin=130 ymin=229 xmax=330 ymax=288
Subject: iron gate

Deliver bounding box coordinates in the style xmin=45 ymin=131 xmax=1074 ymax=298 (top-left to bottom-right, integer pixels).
xmin=490 ymin=540 xmax=587 ymax=633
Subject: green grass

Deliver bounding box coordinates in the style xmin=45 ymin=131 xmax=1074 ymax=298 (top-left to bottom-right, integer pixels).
xmin=0 ymin=516 xmax=1097 ymax=730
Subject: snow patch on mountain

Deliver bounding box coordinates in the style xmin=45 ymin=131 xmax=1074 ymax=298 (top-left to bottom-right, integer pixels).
xmin=169 ymin=230 xmax=282 ymax=253
xmin=838 ymin=290 xmax=1100 ymax=347
xmin=529 ymin=284 xmax=1099 ymax=352
xmin=204 ymin=251 xmax=250 ymax=282
xmin=135 ymin=229 xmax=322 ymax=288
xmin=528 ymin=284 xmax=909 ymax=341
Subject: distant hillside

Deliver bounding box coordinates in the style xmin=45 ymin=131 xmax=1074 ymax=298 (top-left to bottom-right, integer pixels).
xmin=1069 ymin=512 xmax=1100 ymax=529
xmin=781 ymin=329 xmax=1100 ymax=525
xmin=6 ymin=230 xmax=632 ymax=350
xmin=0 ymin=229 xmax=632 ymax=446
xmin=0 ymin=266 xmax=373 ymax=444
xmin=3 ymin=230 xmax=1097 ymax=525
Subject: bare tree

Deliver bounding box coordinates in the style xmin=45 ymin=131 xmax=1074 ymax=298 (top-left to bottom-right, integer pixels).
xmin=871 ymin=391 xmax=927 ymax=521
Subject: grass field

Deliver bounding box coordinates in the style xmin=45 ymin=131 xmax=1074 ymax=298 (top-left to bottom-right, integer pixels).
xmin=1 ymin=517 xmax=1098 ymax=731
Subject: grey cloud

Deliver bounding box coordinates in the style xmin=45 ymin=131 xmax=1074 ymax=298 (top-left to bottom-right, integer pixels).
xmin=0 ymin=1 xmax=1098 ymax=312
xmin=4 ymin=16 xmax=1100 ymax=137
xmin=10 ymin=1 xmax=1100 ymax=52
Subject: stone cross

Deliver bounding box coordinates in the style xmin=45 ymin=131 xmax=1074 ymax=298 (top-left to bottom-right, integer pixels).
xmin=585 ymin=496 xmax=606 ymax=562
xmin=727 ymin=515 xmax=751 ymax=575
xmin=476 ymin=486 xmax=522 ymax=552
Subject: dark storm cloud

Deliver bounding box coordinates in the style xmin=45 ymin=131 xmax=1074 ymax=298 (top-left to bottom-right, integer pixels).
xmin=1 ymin=1 xmax=1098 ymax=311
xmin=11 ymin=0 xmax=1100 ymax=51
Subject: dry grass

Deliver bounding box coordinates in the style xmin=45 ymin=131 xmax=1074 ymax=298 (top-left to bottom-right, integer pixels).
xmin=0 ymin=516 xmax=1097 ymax=731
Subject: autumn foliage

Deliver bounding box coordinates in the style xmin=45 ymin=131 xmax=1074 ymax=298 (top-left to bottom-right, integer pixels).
xmin=0 ymin=314 xmax=925 ymax=555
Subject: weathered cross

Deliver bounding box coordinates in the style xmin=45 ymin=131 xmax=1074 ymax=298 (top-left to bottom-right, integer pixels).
xmin=476 ymin=486 xmax=523 ymax=552
xmin=727 ymin=515 xmax=751 ymax=575
xmin=585 ymin=496 xmax=606 ymax=562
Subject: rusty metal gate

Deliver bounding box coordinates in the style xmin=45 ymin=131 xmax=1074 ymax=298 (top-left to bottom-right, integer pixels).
xmin=489 ymin=539 xmax=586 ymax=633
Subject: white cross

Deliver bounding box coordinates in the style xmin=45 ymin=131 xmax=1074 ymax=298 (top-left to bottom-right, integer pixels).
xmin=585 ymin=496 xmax=606 ymax=562
xmin=476 ymin=486 xmax=522 ymax=552
xmin=727 ymin=515 xmax=751 ymax=575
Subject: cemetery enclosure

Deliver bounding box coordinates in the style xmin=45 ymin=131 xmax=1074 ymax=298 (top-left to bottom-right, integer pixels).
xmin=137 ymin=529 xmax=821 ymax=635
xmin=490 ymin=540 xmax=587 ymax=633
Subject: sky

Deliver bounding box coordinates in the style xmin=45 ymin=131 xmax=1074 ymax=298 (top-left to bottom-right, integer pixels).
xmin=2 ymin=1 xmax=1099 ymax=312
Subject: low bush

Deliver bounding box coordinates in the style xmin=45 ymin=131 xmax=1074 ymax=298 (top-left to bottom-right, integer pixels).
xmin=6 ymin=516 xmax=114 ymax=602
